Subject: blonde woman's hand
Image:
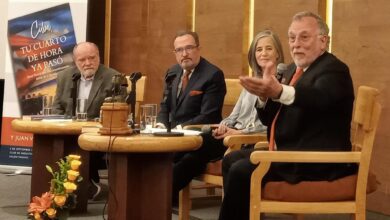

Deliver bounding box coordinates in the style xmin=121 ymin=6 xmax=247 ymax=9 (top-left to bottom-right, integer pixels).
xmin=212 ymin=124 xmax=242 ymax=139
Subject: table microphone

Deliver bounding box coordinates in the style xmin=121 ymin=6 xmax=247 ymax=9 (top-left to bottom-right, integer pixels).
xmin=153 ymin=71 xmax=183 ymax=137
xmin=201 ymin=125 xmax=212 ymax=134
xmin=71 ymin=72 xmax=81 ymax=118
xmin=125 ymin=72 xmax=142 ymax=129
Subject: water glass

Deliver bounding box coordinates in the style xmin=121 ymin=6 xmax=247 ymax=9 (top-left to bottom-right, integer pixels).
xmin=140 ymin=104 xmax=157 ymax=130
xmin=76 ymin=98 xmax=88 ymax=121
xmin=42 ymin=95 xmax=53 ymax=115
xmin=145 ymin=104 xmax=157 ymax=127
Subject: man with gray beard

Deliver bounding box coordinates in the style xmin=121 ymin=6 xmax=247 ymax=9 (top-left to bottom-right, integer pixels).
xmin=53 ymin=42 xmax=119 ymax=200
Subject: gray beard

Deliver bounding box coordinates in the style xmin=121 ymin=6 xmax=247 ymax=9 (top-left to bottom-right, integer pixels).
xmin=81 ymin=70 xmax=96 ymax=79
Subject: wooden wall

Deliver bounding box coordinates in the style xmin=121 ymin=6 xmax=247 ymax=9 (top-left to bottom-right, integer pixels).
xmin=108 ymin=0 xmax=189 ymax=104
xmin=332 ymin=0 xmax=390 ymax=214
xmin=86 ymin=0 xmax=106 ymax=62
xmin=253 ymin=0 xmax=320 ymax=65
xmin=88 ymin=0 xmax=390 ymax=215
xmin=195 ymin=0 xmax=246 ymax=78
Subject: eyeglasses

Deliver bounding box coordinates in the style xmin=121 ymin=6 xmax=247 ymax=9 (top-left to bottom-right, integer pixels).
xmin=288 ymin=34 xmax=325 ymax=43
xmin=173 ymin=45 xmax=198 ymax=54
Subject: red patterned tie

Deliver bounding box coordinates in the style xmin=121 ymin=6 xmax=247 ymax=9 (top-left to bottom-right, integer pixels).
xmin=181 ymin=70 xmax=190 ymax=92
xmin=269 ymin=67 xmax=303 ymax=151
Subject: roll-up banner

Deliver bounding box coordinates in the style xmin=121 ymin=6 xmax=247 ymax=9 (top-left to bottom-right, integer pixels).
xmin=0 ymin=0 xmax=88 ymax=172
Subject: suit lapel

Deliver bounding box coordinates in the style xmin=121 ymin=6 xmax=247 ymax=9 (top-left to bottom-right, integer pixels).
xmin=86 ymin=69 xmax=104 ymax=111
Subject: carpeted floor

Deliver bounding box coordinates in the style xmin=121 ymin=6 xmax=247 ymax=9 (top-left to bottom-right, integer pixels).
xmin=0 ymin=172 xmax=389 ymax=220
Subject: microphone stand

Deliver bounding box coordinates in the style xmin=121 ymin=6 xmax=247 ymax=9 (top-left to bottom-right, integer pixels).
xmin=129 ymin=81 xmax=136 ymax=129
xmin=125 ymin=72 xmax=142 ymax=130
xmin=154 ymin=74 xmax=183 ymax=137
xmin=71 ymin=73 xmax=81 ymax=118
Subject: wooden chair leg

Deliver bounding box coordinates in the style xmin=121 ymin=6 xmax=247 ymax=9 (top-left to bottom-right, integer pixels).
xmin=354 ymin=213 xmax=365 ymax=220
xmin=178 ymin=184 xmax=191 ymax=220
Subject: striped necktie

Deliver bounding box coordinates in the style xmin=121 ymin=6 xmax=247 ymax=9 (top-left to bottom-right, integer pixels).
xmin=181 ymin=70 xmax=191 ymax=92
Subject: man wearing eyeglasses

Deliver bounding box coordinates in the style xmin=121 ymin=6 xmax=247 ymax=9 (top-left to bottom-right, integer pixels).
xmin=156 ymin=30 xmax=227 ymax=206
xmin=218 ymin=11 xmax=357 ymax=220
xmin=53 ymin=42 xmax=118 ymax=201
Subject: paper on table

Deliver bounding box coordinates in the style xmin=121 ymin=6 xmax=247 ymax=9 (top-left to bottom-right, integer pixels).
xmin=41 ymin=119 xmax=73 ymax=123
xmin=141 ymin=128 xmax=201 ymax=136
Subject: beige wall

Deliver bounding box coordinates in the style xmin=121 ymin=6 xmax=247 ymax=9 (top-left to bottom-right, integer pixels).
xmin=332 ymin=0 xmax=390 ymax=214
xmin=253 ymin=0 xmax=321 ymax=66
xmin=109 ymin=0 xmax=188 ymax=103
xmin=195 ymin=0 xmax=246 ymax=78
xmin=107 ymin=0 xmax=390 ymax=215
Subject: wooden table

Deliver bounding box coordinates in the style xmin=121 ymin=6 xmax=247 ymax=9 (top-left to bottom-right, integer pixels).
xmin=11 ymin=119 xmax=100 ymax=213
xmin=78 ymin=132 xmax=203 ymax=220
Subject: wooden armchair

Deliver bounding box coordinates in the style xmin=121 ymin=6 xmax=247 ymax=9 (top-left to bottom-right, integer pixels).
xmin=178 ymin=132 xmax=267 ymax=220
xmin=178 ymin=78 xmax=267 ymax=220
xmin=249 ymin=86 xmax=381 ymax=220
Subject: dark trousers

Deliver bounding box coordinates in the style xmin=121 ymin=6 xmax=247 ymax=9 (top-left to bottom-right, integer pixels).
xmin=89 ymin=151 xmax=107 ymax=183
xmin=172 ymin=133 xmax=226 ymax=203
xmin=218 ymin=148 xmax=358 ymax=220
xmin=219 ymin=148 xmax=256 ymax=220
xmin=219 ymin=148 xmax=281 ymax=220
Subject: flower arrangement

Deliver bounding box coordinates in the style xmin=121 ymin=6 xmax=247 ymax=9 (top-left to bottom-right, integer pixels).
xmin=27 ymin=155 xmax=83 ymax=220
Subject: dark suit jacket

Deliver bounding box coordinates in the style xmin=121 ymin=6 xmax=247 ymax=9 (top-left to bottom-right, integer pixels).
xmin=157 ymin=57 xmax=226 ymax=128
xmin=52 ymin=64 xmax=118 ymax=119
xmin=258 ymin=52 xmax=357 ymax=183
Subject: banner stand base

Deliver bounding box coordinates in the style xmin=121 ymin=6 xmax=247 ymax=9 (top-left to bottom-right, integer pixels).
xmin=0 ymin=165 xmax=31 ymax=175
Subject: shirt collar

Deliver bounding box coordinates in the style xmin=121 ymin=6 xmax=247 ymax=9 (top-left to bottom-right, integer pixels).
xmin=80 ymin=74 xmax=95 ymax=81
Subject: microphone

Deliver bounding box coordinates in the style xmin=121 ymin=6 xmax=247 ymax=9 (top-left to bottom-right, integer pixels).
xmin=276 ymin=63 xmax=288 ymax=83
xmin=153 ymin=70 xmax=183 ymax=137
xmin=130 ymin=72 xmax=142 ymax=83
xmin=71 ymin=72 xmax=81 ymax=117
xmin=165 ymin=72 xmax=177 ymax=83
xmin=125 ymin=72 xmax=142 ymax=129
xmin=161 ymin=71 xmax=177 ymax=105
xmin=201 ymin=125 xmax=212 ymax=134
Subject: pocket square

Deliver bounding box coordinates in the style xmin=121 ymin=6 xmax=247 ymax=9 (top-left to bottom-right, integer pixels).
xmin=189 ymin=90 xmax=203 ymax=96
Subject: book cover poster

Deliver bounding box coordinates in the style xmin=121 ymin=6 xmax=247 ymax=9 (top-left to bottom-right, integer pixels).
xmin=7 ymin=3 xmax=76 ymax=116
xmin=0 ymin=1 xmax=87 ymax=168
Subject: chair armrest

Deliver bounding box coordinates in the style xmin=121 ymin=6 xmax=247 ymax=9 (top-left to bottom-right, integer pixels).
xmin=183 ymin=124 xmax=219 ymax=131
xmin=223 ymin=132 xmax=267 ymax=154
xmin=250 ymin=151 xmax=361 ymax=164
xmin=254 ymin=141 xmax=269 ymax=150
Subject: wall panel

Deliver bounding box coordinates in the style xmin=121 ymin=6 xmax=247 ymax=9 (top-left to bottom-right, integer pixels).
xmin=110 ymin=0 xmax=145 ymax=73
xmin=254 ymin=0 xmax=320 ymax=65
xmin=86 ymin=0 xmax=106 ymax=62
xmin=109 ymin=0 xmax=188 ymax=104
xmin=195 ymin=0 xmax=245 ymax=78
xmin=142 ymin=0 xmax=190 ymax=103
xmin=333 ymin=0 xmax=390 ymax=215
